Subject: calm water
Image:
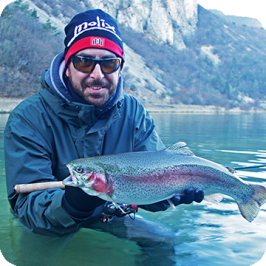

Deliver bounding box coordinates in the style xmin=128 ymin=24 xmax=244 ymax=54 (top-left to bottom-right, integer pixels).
xmin=1 ymin=112 xmax=266 ymax=266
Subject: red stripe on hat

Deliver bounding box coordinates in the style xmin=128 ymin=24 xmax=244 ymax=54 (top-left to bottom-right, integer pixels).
xmin=65 ymin=36 xmax=124 ymax=66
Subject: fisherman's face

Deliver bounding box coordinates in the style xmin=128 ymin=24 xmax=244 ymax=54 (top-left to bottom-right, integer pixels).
xmin=66 ymin=48 xmax=122 ymax=107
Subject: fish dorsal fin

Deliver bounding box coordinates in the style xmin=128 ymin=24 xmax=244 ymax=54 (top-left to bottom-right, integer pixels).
xmin=226 ymin=167 xmax=236 ymax=174
xmin=166 ymin=142 xmax=195 ymax=156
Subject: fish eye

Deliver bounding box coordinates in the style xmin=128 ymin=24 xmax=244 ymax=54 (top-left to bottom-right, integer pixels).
xmin=75 ymin=167 xmax=84 ymax=174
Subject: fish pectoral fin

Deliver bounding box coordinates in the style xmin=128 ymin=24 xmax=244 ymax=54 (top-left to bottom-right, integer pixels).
xmin=105 ymin=195 xmax=126 ymax=214
xmin=204 ymin=193 xmax=224 ymax=204
xmin=165 ymin=142 xmax=195 ymax=156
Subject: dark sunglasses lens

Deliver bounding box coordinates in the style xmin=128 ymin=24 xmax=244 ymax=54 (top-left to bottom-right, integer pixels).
xmin=72 ymin=57 xmax=121 ymax=73
xmin=73 ymin=57 xmax=95 ymax=72
xmin=101 ymin=59 xmax=121 ymax=73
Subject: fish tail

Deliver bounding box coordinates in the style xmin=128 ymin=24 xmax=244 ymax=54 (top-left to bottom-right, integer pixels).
xmin=237 ymin=184 xmax=266 ymax=222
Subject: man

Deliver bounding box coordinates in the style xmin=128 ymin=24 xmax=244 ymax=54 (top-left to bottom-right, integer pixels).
xmin=4 ymin=9 xmax=203 ymax=237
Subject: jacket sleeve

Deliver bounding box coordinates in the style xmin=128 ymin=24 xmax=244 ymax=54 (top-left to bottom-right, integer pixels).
xmin=4 ymin=115 xmax=103 ymax=237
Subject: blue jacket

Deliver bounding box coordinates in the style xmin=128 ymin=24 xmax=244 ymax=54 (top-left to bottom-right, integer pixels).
xmin=4 ymin=53 xmax=165 ymax=236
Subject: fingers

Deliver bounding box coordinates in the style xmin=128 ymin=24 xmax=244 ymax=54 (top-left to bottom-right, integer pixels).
xmin=171 ymin=188 xmax=204 ymax=206
xmin=147 ymin=188 xmax=205 ymax=212
xmin=194 ymin=189 xmax=204 ymax=203
xmin=181 ymin=188 xmax=194 ymax=204
xmin=170 ymin=195 xmax=181 ymax=205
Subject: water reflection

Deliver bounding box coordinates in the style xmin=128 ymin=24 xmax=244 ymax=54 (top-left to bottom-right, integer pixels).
xmin=1 ymin=113 xmax=266 ymax=266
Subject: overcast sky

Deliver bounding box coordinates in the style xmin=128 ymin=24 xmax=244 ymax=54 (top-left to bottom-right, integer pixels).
xmin=198 ymin=0 xmax=266 ymax=29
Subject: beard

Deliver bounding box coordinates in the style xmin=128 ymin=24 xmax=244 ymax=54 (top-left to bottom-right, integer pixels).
xmin=69 ymin=77 xmax=117 ymax=107
xmin=66 ymin=62 xmax=121 ymax=107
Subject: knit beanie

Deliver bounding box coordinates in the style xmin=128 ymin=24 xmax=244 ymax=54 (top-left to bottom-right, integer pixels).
xmin=64 ymin=9 xmax=124 ymax=66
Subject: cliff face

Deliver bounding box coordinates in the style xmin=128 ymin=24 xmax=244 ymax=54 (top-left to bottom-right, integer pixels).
xmin=88 ymin=0 xmax=198 ymax=50
xmin=2 ymin=0 xmax=266 ymax=107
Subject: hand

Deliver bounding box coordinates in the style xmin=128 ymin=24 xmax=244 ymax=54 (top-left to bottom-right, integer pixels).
xmin=139 ymin=188 xmax=204 ymax=212
xmin=170 ymin=188 xmax=204 ymax=206
xmin=62 ymin=186 xmax=105 ymax=218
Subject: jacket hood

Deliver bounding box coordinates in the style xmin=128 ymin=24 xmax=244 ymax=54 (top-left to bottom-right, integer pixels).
xmin=43 ymin=52 xmax=124 ymax=119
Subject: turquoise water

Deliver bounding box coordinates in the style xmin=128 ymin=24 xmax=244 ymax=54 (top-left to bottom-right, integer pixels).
xmin=1 ymin=112 xmax=266 ymax=265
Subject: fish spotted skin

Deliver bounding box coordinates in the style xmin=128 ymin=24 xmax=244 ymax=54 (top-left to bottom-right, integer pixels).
xmin=63 ymin=142 xmax=266 ymax=222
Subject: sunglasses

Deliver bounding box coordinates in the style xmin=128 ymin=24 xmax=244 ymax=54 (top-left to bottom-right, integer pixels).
xmin=71 ymin=56 xmax=122 ymax=74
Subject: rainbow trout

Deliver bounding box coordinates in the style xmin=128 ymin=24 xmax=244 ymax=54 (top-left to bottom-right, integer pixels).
xmin=63 ymin=142 xmax=266 ymax=222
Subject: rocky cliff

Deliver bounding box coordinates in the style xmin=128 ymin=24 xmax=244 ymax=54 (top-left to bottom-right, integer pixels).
xmin=22 ymin=0 xmax=198 ymax=105
xmin=2 ymin=0 xmax=266 ymax=108
xmin=88 ymin=0 xmax=198 ymax=50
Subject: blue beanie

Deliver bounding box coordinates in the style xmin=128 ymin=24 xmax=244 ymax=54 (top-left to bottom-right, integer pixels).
xmin=64 ymin=9 xmax=124 ymax=66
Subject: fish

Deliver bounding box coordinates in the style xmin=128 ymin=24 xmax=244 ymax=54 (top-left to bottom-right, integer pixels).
xmin=63 ymin=142 xmax=266 ymax=222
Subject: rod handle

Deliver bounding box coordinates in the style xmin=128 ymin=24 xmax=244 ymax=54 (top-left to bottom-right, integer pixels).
xmin=14 ymin=181 xmax=65 ymax=194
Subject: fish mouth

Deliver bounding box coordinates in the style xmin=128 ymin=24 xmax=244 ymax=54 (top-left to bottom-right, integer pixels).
xmin=62 ymin=170 xmax=83 ymax=187
xmin=62 ymin=175 xmax=79 ymax=187
xmin=63 ymin=165 xmax=94 ymax=187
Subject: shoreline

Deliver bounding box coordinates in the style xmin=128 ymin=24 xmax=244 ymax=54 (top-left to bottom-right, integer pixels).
xmin=0 ymin=98 xmax=265 ymax=114
xmin=144 ymin=104 xmax=266 ymax=114
xmin=0 ymin=98 xmax=24 ymax=114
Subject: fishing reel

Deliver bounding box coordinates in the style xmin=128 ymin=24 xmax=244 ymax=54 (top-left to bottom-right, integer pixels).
xmin=101 ymin=202 xmax=138 ymax=223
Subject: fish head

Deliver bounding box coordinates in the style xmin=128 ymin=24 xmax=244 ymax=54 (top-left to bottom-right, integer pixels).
xmin=63 ymin=164 xmax=93 ymax=187
xmin=63 ymin=160 xmax=113 ymax=196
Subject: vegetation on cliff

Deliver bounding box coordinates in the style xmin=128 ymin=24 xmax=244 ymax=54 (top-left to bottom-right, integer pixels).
xmin=1 ymin=0 xmax=266 ymax=110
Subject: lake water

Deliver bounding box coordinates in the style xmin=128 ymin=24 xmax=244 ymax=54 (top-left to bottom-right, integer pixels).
xmin=1 ymin=112 xmax=266 ymax=266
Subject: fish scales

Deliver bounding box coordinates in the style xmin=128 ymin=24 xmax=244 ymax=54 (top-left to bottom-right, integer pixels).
xmin=88 ymin=151 xmax=249 ymax=203
xmin=106 ymin=165 xmax=249 ymax=205
xmin=63 ymin=142 xmax=266 ymax=222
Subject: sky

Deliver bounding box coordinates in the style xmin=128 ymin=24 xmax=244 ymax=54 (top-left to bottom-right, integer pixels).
xmin=198 ymin=0 xmax=266 ymax=29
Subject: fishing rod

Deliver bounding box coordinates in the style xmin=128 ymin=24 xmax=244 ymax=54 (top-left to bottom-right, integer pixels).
xmin=14 ymin=181 xmax=65 ymax=194
xmin=234 ymin=164 xmax=266 ymax=170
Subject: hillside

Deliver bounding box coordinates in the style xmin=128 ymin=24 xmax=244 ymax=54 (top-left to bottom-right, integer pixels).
xmin=209 ymin=9 xmax=263 ymax=28
xmin=1 ymin=0 xmax=266 ymax=110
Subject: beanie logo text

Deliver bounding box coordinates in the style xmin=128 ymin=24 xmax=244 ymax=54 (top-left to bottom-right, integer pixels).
xmin=92 ymin=38 xmax=103 ymax=46
xmin=67 ymin=16 xmax=121 ymax=47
